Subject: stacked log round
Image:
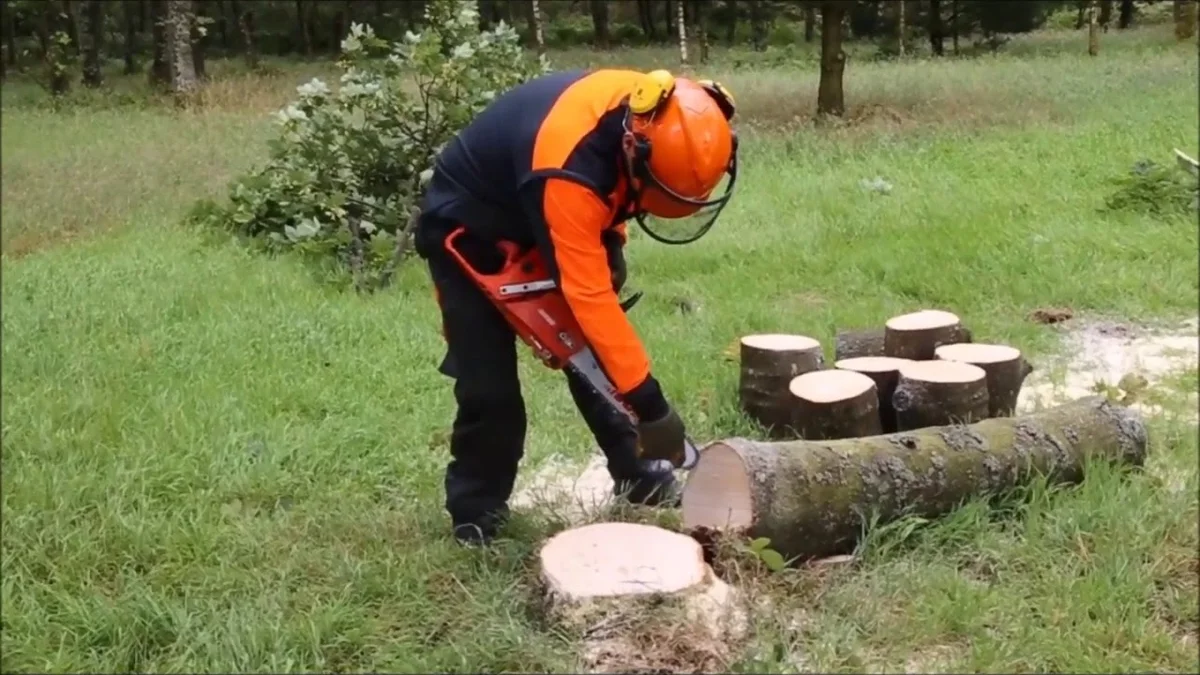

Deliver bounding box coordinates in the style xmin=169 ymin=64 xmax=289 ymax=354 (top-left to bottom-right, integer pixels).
xmin=738 ymin=334 xmax=824 ymax=439
xmin=833 ymin=356 xmax=913 ymax=433
xmin=834 ymin=328 xmax=887 ymax=360
xmin=892 ymin=360 xmax=990 ymax=431
xmin=787 ymin=370 xmax=882 ymax=440
xmin=884 ymin=309 xmax=971 ymax=361
xmin=680 ymin=396 xmax=1149 ymax=562
xmin=934 ymin=343 xmax=1033 ymax=418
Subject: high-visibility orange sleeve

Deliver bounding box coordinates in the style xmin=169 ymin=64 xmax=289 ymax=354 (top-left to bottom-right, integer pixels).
xmin=542 ymin=178 xmax=650 ymax=394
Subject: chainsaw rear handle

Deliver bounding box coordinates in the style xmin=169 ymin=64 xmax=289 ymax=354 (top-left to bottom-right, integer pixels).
xmin=443 ymin=226 xmax=526 ymax=279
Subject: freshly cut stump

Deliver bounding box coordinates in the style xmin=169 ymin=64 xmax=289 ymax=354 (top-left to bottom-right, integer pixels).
xmin=834 ymin=356 xmax=913 ymax=434
xmin=539 ymin=522 xmax=745 ymax=673
xmin=934 ymin=342 xmax=1034 ymax=418
xmin=892 ymin=360 xmax=990 ymax=431
xmin=681 ymin=396 xmax=1148 ymax=561
xmin=834 ymin=328 xmax=886 ymax=360
xmin=788 ymin=370 xmax=882 ymax=440
xmin=884 ymin=309 xmax=972 ymax=360
xmin=738 ymin=334 xmax=824 ymax=438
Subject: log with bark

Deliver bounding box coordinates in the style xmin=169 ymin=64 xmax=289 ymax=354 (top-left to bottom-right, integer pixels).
xmin=738 ymin=334 xmax=823 ymax=438
xmin=892 ymin=360 xmax=990 ymax=431
xmin=884 ymin=309 xmax=972 ymax=360
xmin=537 ymin=522 xmax=746 ymax=671
xmin=834 ymin=356 xmax=913 ymax=433
xmin=834 ymin=327 xmax=886 ymax=360
xmin=934 ymin=342 xmax=1034 ymax=418
xmin=681 ymin=396 xmax=1148 ymax=561
xmin=788 ymin=369 xmax=882 ymax=440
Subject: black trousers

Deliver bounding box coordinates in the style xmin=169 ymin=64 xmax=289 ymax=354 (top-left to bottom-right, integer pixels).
xmin=424 ymin=232 xmax=643 ymax=528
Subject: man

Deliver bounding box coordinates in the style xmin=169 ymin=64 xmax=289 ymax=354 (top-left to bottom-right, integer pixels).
xmin=413 ymin=68 xmax=739 ymax=545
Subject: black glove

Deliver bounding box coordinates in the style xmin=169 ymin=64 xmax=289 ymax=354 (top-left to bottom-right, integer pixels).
xmin=625 ymin=374 xmax=687 ymax=466
xmin=601 ymin=229 xmax=627 ymax=293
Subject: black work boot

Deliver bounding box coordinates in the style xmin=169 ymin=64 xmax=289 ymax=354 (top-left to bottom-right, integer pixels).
xmin=612 ymin=458 xmax=681 ymax=508
xmin=452 ymin=505 xmax=511 ymax=547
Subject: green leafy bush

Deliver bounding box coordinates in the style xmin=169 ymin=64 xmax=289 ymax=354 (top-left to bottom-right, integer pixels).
xmin=192 ymin=0 xmax=551 ymax=291
xmin=1104 ymin=159 xmax=1199 ymax=218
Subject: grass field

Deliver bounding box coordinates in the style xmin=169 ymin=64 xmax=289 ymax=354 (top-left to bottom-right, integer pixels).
xmin=2 ymin=23 xmax=1198 ymax=673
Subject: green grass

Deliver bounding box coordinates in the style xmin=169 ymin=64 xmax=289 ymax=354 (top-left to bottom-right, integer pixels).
xmin=3 ymin=25 xmax=1198 ymax=673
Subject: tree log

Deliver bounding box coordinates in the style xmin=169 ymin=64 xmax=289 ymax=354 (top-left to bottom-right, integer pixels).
xmin=680 ymin=396 xmax=1148 ymax=561
xmin=738 ymin=334 xmax=824 ymax=438
xmin=884 ymin=309 xmax=972 ymax=360
xmin=834 ymin=327 xmax=886 ymax=360
xmin=788 ymin=370 xmax=882 ymax=440
xmin=537 ymin=522 xmax=746 ymax=672
xmin=934 ymin=343 xmax=1034 ymax=418
xmin=892 ymin=360 xmax=990 ymax=430
xmin=834 ymin=356 xmax=913 ymax=433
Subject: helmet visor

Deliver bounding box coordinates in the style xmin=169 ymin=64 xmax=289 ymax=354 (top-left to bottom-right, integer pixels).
xmin=632 ymin=140 xmax=738 ymax=245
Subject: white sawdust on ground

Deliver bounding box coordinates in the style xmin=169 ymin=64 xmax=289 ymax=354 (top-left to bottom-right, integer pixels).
xmin=513 ymin=316 xmax=1200 ymax=523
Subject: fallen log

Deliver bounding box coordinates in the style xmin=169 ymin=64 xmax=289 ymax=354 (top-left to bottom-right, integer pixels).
xmin=788 ymin=370 xmax=882 ymax=440
xmin=537 ymin=522 xmax=746 ymax=672
xmin=738 ymin=334 xmax=824 ymax=438
xmin=834 ymin=328 xmax=886 ymax=360
xmin=892 ymin=360 xmax=991 ymax=430
xmin=884 ymin=309 xmax=972 ymax=360
xmin=681 ymin=396 xmax=1148 ymax=562
xmin=934 ymin=343 xmax=1034 ymax=418
xmin=834 ymin=356 xmax=913 ymax=433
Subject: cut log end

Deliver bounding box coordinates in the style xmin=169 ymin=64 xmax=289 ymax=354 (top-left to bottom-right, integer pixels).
xmin=899 ymin=359 xmax=987 ymax=384
xmin=740 ymin=333 xmax=821 ymax=352
xmin=934 ymin=342 xmax=1020 ymax=364
xmin=884 ymin=309 xmax=970 ymax=360
xmin=934 ymin=342 xmax=1032 ymax=418
xmin=789 ymin=369 xmax=875 ymax=403
xmin=789 ymin=370 xmax=882 ymax=440
xmin=833 ymin=356 xmax=913 ymax=373
xmin=885 ymin=309 xmax=960 ymax=332
xmin=540 ymin=522 xmax=707 ymax=600
xmin=680 ymin=444 xmax=755 ymax=532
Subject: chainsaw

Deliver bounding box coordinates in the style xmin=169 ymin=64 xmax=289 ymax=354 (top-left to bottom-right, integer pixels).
xmin=443 ymin=225 xmax=701 ymax=471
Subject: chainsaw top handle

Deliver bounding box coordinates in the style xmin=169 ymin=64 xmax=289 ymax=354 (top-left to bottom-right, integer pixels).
xmin=444 ymin=226 xmax=524 ymax=277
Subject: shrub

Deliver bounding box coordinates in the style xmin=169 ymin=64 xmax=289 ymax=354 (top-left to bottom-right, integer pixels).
xmin=1104 ymin=158 xmax=1199 ymax=218
xmin=191 ymin=0 xmax=551 ymax=292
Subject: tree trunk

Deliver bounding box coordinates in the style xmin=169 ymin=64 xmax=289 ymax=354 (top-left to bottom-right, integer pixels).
xmin=40 ymin=2 xmax=71 ymax=95
xmin=2 ymin=0 xmax=16 ymax=70
xmin=1099 ymin=0 xmax=1113 ymax=29
xmin=883 ymin=309 xmax=971 ymax=361
xmin=1118 ymin=0 xmax=1134 ymax=29
xmin=81 ymin=0 xmax=102 ymax=87
xmin=748 ymin=0 xmax=765 ymax=51
xmin=681 ymin=396 xmax=1149 ymax=562
xmin=122 ymin=0 xmax=138 ymax=73
xmin=238 ymin=3 xmax=258 ymax=68
xmin=191 ymin=3 xmax=206 ymax=79
xmin=530 ymin=0 xmax=545 ymax=57
xmin=693 ymin=0 xmax=708 ymax=62
xmin=725 ymin=0 xmax=737 ymax=43
xmin=149 ymin=0 xmax=169 ymax=86
xmin=951 ymin=0 xmax=959 ymax=53
xmin=676 ymin=0 xmax=688 ymax=64
xmin=738 ymin=335 xmax=824 ymax=439
xmin=216 ymin=0 xmax=229 ymax=47
xmin=1088 ymin=1 xmax=1099 ymax=55
xmin=590 ymin=0 xmax=609 ymax=48
xmin=1076 ymin=0 xmax=1087 ymax=28
xmin=63 ymin=0 xmax=82 ymax=55
xmin=294 ymin=0 xmax=311 ymax=56
xmin=816 ymin=2 xmax=848 ymax=117
xmin=897 ymin=0 xmax=905 ymax=56
xmin=164 ymin=0 xmax=197 ymax=95
xmin=637 ymin=0 xmax=657 ymax=41
xmin=934 ymin=343 xmax=1034 ymax=418
xmin=1175 ymin=0 xmax=1197 ymax=40
xmin=928 ymin=0 xmax=944 ymax=55
xmin=834 ymin=356 xmax=912 ymax=434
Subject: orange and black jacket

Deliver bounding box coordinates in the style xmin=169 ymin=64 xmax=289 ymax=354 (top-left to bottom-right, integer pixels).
xmin=417 ymin=69 xmax=670 ymax=420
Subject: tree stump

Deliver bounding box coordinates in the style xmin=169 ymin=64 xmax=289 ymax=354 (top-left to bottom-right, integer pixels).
xmin=892 ymin=360 xmax=990 ymax=431
xmin=884 ymin=309 xmax=971 ymax=360
xmin=934 ymin=343 xmax=1034 ymax=418
xmin=538 ymin=522 xmax=746 ymax=672
xmin=681 ymin=396 xmax=1148 ymax=561
xmin=738 ymin=334 xmax=824 ymax=438
xmin=834 ymin=356 xmax=913 ymax=433
xmin=788 ymin=370 xmax=882 ymax=440
xmin=834 ymin=328 xmax=886 ymax=360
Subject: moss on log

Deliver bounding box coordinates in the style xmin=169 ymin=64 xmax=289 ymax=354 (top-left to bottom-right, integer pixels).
xmin=681 ymin=396 xmax=1148 ymax=561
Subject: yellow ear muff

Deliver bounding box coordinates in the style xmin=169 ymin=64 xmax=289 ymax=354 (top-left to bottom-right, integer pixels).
xmin=698 ymin=79 xmax=737 ymax=120
xmin=629 ymin=69 xmax=676 ymax=115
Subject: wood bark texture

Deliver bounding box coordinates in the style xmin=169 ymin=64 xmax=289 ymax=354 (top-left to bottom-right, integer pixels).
xmin=834 ymin=356 xmax=913 ymax=433
xmin=892 ymin=360 xmax=990 ymax=430
xmin=934 ymin=343 xmax=1034 ymax=418
xmin=883 ymin=309 xmax=972 ymax=360
xmin=788 ymin=370 xmax=883 ymax=440
xmin=738 ymin=335 xmax=824 ymax=438
xmin=164 ymin=0 xmax=197 ymax=94
xmin=681 ymin=396 xmax=1148 ymax=561
xmin=834 ymin=327 xmax=886 ymax=360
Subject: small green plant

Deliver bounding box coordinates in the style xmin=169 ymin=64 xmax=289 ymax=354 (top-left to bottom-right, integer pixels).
xmin=1104 ymin=159 xmax=1199 ymax=217
xmin=742 ymin=536 xmax=788 ymax=573
xmin=191 ymin=0 xmax=550 ymax=292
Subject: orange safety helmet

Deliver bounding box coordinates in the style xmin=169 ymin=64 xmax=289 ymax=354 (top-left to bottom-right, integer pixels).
xmin=621 ymin=70 xmax=739 ymax=245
